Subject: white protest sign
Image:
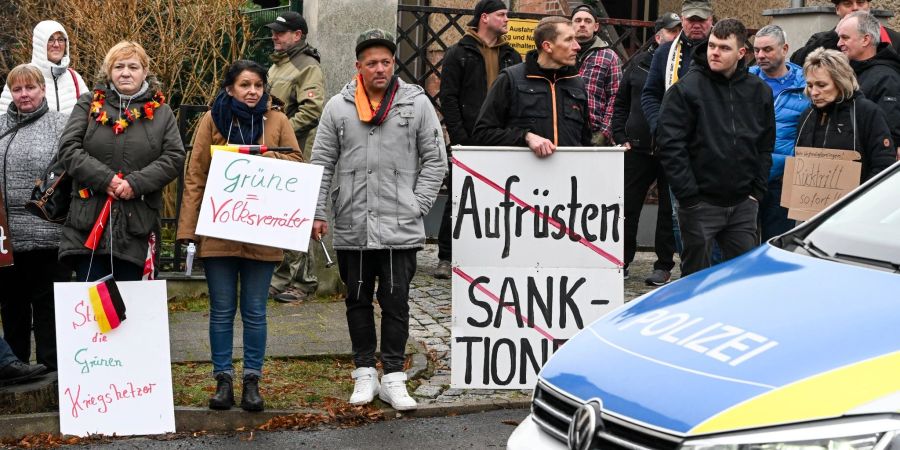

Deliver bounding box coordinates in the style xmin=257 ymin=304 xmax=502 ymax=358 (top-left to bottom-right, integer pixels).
xmin=450 ymin=147 xmax=625 ymax=389
xmin=54 ymin=280 xmax=175 ymax=437
xmin=195 ymin=151 xmax=323 ymax=252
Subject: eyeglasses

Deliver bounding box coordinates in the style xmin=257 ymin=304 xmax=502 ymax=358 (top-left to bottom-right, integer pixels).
xmin=48 ymin=38 xmax=67 ymax=45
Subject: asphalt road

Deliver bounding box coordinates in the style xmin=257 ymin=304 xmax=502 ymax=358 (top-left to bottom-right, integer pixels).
xmin=82 ymin=408 xmax=530 ymax=449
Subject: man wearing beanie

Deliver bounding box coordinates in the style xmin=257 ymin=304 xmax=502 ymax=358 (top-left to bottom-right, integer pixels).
xmin=790 ymin=0 xmax=900 ymax=66
xmin=435 ymin=0 xmax=520 ymax=279
xmin=571 ymin=5 xmax=621 ymax=146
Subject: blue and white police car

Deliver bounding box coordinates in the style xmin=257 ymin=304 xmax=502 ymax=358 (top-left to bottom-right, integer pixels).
xmin=508 ymin=162 xmax=900 ymax=449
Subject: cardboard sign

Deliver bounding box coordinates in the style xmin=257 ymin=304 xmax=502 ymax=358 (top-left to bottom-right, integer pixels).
xmin=450 ymin=147 xmax=625 ymax=389
xmin=195 ymin=151 xmax=323 ymax=252
xmin=0 ymin=188 xmax=12 ymax=267
xmin=781 ymin=147 xmax=862 ymax=221
xmin=55 ymin=280 xmax=175 ymax=437
xmin=506 ymin=19 xmax=539 ymax=57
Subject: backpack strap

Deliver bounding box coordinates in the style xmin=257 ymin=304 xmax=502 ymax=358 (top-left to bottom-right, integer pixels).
xmin=68 ymin=68 xmax=80 ymax=98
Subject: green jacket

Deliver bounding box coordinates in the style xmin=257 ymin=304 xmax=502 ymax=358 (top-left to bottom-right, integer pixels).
xmin=269 ymin=40 xmax=325 ymax=159
xmin=57 ymin=83 xmax=185 ymax=267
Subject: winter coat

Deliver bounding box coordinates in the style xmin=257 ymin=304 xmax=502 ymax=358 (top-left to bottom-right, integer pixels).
xmin=0 ymin=20 xmax=88 ymax=115
xmin=790 ymin=25 xmax=900 ymax=67
xmin=311 ymin=78 xmax=447 ymax=250
xmin=177 ymin=110 xmax=303 ymax=262
xmin=642 ymin=33 xmax=702 ymax=135
xmin=0 ymin=100 xmax=67 ymax=252
xmin=472 ymin=50 xmax=592 ymax=147
xmin=612 ymin=47 xmax=654 ymax=152
xmin=576 ymin=36 xmax=621 ymax=143
xmin=656 ymin=41 xmax=775 ymax=208
xmin=57 ymin=82 xmax=185 ymax=267
xmin=849 ymin=43 xmax=900 ymax=147
xmin=749 ymin=62 xmax=811 ymax=181
xmin=795 ymin=91 xmax=896 ymax=182
xmin=439 ymin=33 xmax=521 ymax=146
xmin=268 ymin=40 xmax=325 ymax=157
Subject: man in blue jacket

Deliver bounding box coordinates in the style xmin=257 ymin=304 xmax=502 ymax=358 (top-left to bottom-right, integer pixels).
xmin=749 ymin=25 xmax=810 ymax=241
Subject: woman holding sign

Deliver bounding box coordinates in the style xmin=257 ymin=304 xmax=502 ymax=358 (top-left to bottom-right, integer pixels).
xmin=0 ymin=64 xmax=71 ymax=371
xmin=57 ymin=41 xmax=184 ymax=281
xmin=796 ymin=48 xmax=895 ymax=181
xmin=177 ymin=60 xmax=302 ymax=412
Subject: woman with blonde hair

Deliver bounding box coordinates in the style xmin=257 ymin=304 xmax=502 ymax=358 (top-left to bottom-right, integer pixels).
xmin=57 ymin=41 xmax=184 ymax=281
xmin=796 ymin=48 xmax=895 ymax=180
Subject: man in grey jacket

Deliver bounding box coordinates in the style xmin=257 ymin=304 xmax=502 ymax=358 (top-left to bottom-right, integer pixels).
xmin=310 ymin=29 xmax=446 ymax=411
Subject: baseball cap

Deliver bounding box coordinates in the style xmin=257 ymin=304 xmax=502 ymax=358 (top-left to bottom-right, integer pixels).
xmin=265 ymin=11 xmax=308 ymax=34
xmin=655 ymin=12 xmax=682 ymax=33
xmin=468 ymin=0 xmax=507 ymax=27
xmin=356 ymin=29 xmax=397 ymax=56
xmin=682 ymin=0 xmax=713 ymax=19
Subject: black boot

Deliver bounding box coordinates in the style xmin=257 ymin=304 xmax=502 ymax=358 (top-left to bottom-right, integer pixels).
xmin=208 ymin=373 xmax=234 ymax=410
xmin=241 ymin=374 xmax=264 ymax=412
xmin=0 ymin=361 xmax=47 ymax=387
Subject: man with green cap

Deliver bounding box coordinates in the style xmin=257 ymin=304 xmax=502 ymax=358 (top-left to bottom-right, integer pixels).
xmin=265 ymin=11 xmax=326 ymax=303
xmin=310 ymin=29 xmax=446 ymax=411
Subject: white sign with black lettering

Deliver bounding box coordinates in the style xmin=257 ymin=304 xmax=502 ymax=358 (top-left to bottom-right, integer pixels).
xmin=450 ymin=147 xmax=625 ymax=389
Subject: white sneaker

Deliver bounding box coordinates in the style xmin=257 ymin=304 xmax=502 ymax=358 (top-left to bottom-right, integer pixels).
xmin=379 ymin=371 xmax=418 ymax=411
xmin=349 ymin=367 xmax=379 ymax=405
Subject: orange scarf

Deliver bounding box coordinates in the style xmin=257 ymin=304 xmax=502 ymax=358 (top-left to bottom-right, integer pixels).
xmin=353 ymin=74 xmax=399 ymax=125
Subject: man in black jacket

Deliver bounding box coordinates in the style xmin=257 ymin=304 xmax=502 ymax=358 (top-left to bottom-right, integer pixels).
xmin=657 ymin=19 xmax=775 ymax=276
xmin=837 ymin=11 xmax=900 ymax=153
xmin=790 ymin=0 xmax=900 ymax=66
xmin=611 ymin=12 xmax=681 ymax=286
xmin=473 ymin=16 xmax=591 ymax=156
xmin=435 ymin=0 xmax=520 ymax=279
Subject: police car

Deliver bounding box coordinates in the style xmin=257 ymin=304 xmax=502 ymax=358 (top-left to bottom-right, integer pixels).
xmin=508 ymin=162 xmax=900 ymax=449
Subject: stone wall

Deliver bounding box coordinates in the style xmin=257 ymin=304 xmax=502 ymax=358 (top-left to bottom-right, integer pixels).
xmin=657 ymin=0 xmax=900 ymax=30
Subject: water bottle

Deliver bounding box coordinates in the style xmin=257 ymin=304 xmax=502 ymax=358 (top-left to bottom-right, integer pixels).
xmin=185 ymin=242 xmax=196 ymax=276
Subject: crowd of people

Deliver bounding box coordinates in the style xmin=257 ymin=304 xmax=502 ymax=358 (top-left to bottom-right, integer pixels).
xmin=0 ymin=0 xmax=897 ymax=413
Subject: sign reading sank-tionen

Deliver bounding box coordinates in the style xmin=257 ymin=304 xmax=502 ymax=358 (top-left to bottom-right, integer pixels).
xmin=196 ymin=151 xmax=323 ymax=252
xmin=450 ymin=147 xmax=625 ymax=389
xmin=55 ymin=281 xmax=175 ymax=437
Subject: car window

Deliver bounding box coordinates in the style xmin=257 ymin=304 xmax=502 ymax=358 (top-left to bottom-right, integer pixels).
xmin=803 ymin=169 xmax=900 ymax=269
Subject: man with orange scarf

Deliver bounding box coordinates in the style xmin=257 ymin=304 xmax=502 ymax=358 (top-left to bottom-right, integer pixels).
xmin=310 ymin=29 xmax=446 ymax=411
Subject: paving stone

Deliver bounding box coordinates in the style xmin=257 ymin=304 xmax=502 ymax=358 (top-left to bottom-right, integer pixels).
xmin=414 ymin=385 xmax=443 ymax=399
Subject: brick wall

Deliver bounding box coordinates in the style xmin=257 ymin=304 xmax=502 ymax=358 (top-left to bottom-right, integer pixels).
xmin=515 ymin=0 xmax=569 ymax=15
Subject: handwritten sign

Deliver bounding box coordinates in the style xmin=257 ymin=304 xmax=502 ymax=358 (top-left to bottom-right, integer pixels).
xmin=54 ymin=281 xmax=175 ymax=437
xmin=0 ymin=188 xmax=12 ymax=267
xmin=506 ymin=19 xmax=539 ymax=57
xmin=195 ymin=151 xmax=323 ymax=252
xmin=450 ymin=147 xmax=625 ymax=389
xmin=781 ymin=147 xmax=862 ymax=221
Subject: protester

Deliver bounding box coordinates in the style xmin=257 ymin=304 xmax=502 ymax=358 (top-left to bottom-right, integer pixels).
xmin=611 ymin=13 xmax=680 ymax=285
xmin=177 ymin=60 xmax=303 ymax=412
xmin=0 ymin=20 xmax=88 ymax=115
xmin=57 ymin=41 xmax=184 ymax=281
xmin=657 ymin=19 xmax=774 ymax=277
xmin=797 ymin=49 xmax=895 ymax=181
xmin=837 ymin=11 xmax=900 ymax=152
xmin=310 ymin=29 xmax=445 ymax=411
xmin=436 ymin=0 xmax=520 ymax=280
xmin=0 ymin=337 xmax=46 ymax=387
xmin=790 ymin=0 xmax=900 ymax=67
xmin=571 ymin=5 xmax=621 ymax=146
xmin=473 ymin=16 xmax=591 ymax=156
xmin=749 ymin=25 xmax=809 ymax=241
xmin=0 ymin=64 xmax=71 ymax=371
xmin=265 ymin=11 xmax=326 ymax=303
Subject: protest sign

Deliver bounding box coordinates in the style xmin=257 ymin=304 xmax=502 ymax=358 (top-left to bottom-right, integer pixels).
xmin=781 ymin=147 xmax=862 ymax=221
xmin=0 ymin=189 xmax=12 ymax=267
xmin=195 ymin=151 xmax=323 ymax=252
xmin=506 ymin=19 xmax=539 ymax=57
xmin=450 ymin=147 xmax=625 ymax=389
xmin=55 ymin=280 xmax=175 ymax=437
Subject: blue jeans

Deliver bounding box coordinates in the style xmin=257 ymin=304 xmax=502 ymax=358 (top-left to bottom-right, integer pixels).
xmin=0 ymin=337 xmax=18 ymax=369
xmin=204 ymin=257 xmax=275 ymax=379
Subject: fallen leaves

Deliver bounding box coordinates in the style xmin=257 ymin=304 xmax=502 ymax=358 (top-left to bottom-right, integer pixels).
xmin=256 ymin=397 xmax=384 ymax=432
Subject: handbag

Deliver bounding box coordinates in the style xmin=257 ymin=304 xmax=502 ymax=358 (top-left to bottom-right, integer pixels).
xmin=24 ymin=155 xmax=71 ymax=223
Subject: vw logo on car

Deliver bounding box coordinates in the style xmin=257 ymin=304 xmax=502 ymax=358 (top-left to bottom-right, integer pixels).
xmin=567 ymin=400 xmax=603 ymax=450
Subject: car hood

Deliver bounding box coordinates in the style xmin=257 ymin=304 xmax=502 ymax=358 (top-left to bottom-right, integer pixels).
xmin=540 ymin=244 xmax=900 ymax=436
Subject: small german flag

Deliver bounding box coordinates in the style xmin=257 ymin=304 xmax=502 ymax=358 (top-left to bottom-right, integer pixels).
xmin=88 ymin=278 xmax=127 ymax=333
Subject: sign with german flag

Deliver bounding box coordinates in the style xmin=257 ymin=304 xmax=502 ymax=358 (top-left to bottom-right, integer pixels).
xmin=54 ymin=280 xmax=175 ymax=437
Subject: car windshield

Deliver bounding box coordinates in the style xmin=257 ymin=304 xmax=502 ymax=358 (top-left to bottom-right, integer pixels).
xmin=802 ymin=166 xmax=900 ymax=269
